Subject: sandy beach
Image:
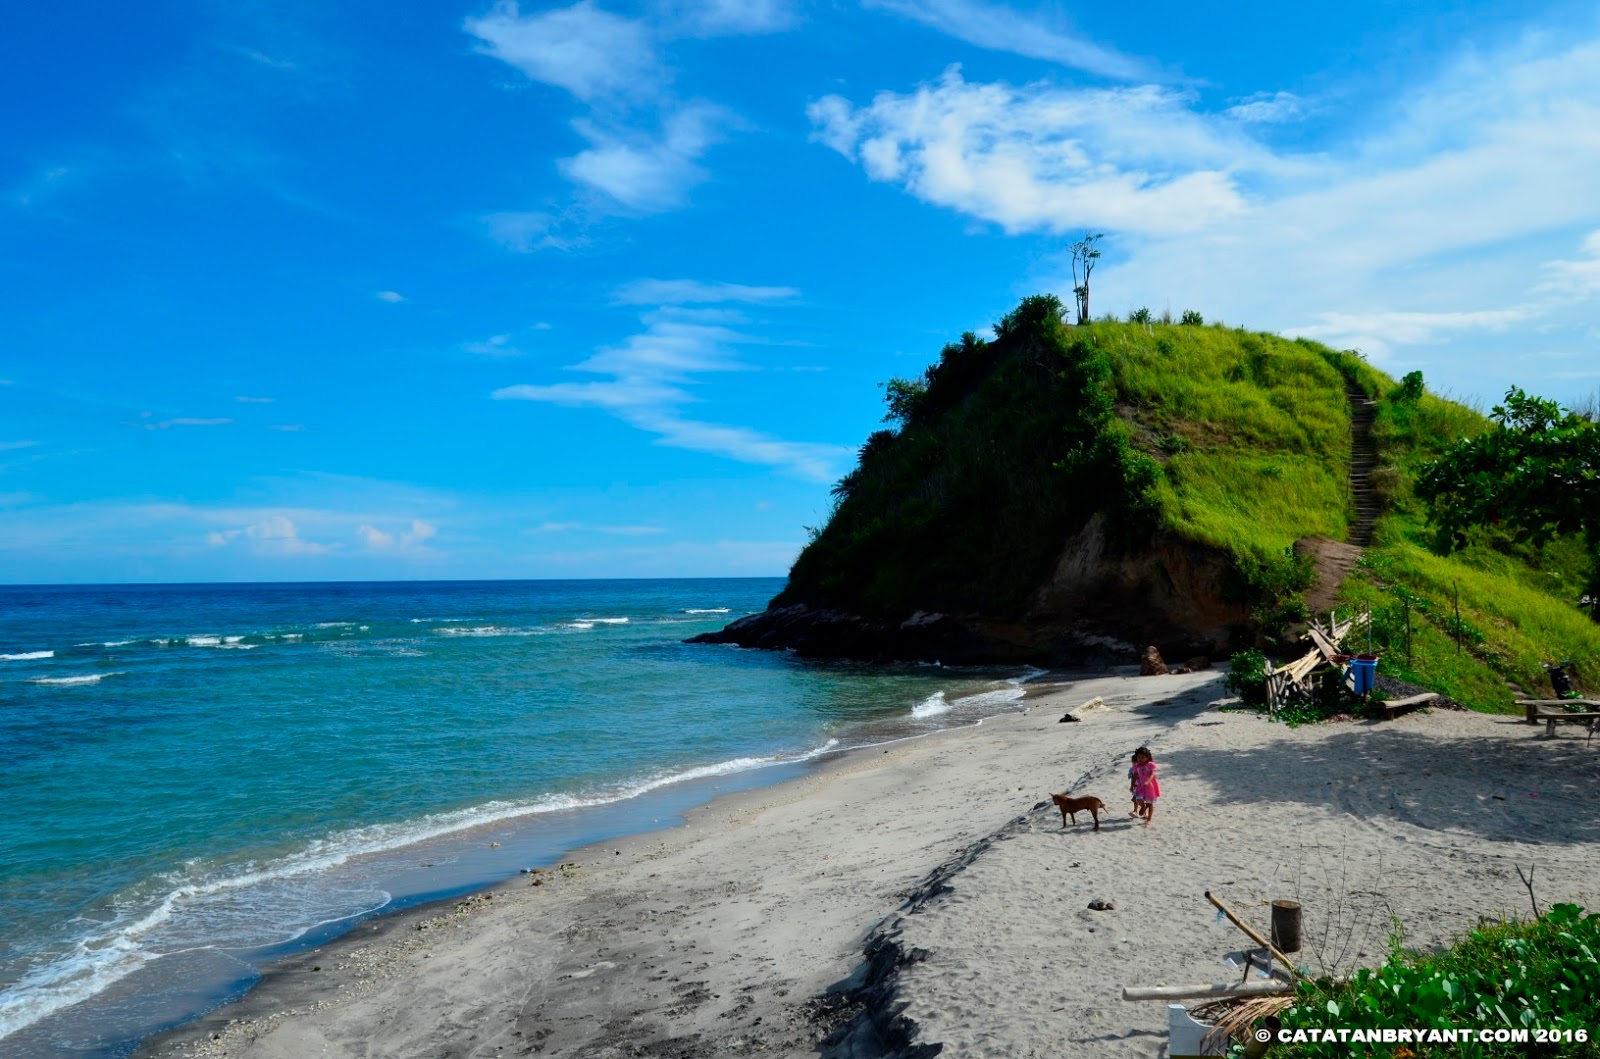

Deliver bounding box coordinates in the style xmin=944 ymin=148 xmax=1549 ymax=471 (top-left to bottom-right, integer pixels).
xmin=141 ymin=671 xmax=1600 ymax=1059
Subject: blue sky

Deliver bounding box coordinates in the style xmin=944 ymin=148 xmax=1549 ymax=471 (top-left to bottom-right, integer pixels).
xmin=4 ymin=0 xmax=1600 ymax=583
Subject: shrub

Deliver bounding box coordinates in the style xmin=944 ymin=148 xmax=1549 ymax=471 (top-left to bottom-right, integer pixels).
xmin=1129 ymin=307 xmax=1152 ymax=324
xmin=1225 ymin=649 xmax=1269 ymax=705
xmin=1276 ymin=905 xmax=1600 ymax=1057
xmin=1180 ymin=309 xmax=1204 ymax=326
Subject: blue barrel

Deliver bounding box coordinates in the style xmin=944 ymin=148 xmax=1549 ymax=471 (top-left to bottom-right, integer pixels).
xmin=1350 ymin=657 xmax=1378 ymax=694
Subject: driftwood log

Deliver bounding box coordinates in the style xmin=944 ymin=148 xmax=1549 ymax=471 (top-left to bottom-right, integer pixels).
xmin=1121 ymin=981 xmax=1293 ymax=1002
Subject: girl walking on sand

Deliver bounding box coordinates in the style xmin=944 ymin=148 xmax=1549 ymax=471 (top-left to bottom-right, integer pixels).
xmin=1130 ymin=747 xmax=1160 ymax=825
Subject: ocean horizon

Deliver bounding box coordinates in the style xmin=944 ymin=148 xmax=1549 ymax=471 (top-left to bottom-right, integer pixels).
xmin=0 ymin=577 xmax=1038 ymax=1058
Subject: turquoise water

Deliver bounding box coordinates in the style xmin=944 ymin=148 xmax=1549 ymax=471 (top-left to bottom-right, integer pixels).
xmin=0 ymin=579 xmax=1036 ymax=1057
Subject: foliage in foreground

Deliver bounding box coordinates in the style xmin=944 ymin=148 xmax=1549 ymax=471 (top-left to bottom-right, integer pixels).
xmin=1273 ymin=904 xmax=1600 ymax=1057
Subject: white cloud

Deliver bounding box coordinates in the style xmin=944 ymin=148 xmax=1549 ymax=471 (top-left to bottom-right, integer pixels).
xmin=464 ymin=0 xmax=660 ymax=102
xmin=357 ymin=519 xmax=438 ymax=552
xmin=809 ymin=68 xmax=1254 ymax=236
xmin=209 ymin=514 xmax=326 ymax=556
xmin=1226 ymin=91 xmax=1305 ymax=124
xmin=376 ymin=290 xmax=406 ymax=303
xmin=0 ymin=440 xmax=38 ymax=451
xmin=560 ymin=104 xmax=730 ymax=212
xmin=613 ymin=278 xmax=799 ymax=304
xmin=493 ymin=297 xmax=849 ymax=481
xmin=235 ymin=395 xmax=275 ymax=404
xmin=863 ymin=0 xmax=1150 ymax=81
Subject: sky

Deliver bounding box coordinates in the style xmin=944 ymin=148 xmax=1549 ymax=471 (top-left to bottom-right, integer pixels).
xmin=3 ymin=0 xmax=1600 ymax=583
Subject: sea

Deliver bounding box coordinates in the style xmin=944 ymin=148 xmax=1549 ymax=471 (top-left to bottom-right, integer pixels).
xmin=0 ymin=579 xmax=1041 ymax=1058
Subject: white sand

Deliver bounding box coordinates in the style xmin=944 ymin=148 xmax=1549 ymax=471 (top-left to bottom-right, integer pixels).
xmin=145 ymin=671 xmax=1600 ymax=1058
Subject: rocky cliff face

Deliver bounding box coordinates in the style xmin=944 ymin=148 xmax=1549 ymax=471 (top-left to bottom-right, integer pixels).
xmin=688 ymin=516 xmax=1250 ymax=665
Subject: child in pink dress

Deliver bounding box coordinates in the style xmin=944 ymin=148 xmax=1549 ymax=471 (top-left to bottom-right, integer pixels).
xmin=1130 ymin=746 xmax=1160 ymax=825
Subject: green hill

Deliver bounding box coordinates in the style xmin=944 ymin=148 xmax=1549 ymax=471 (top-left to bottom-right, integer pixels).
xmin=701 ymin=295 xmax=1598 ymax=711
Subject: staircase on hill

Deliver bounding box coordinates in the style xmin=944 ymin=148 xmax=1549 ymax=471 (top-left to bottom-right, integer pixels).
xmin=1347 ymin=383 xmax=1380 ymax=546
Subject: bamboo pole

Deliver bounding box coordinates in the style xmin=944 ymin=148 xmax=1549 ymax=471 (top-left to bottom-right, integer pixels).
xmin=1121 ymin=981 xmax=1294 ymax=1002
xmin=1205 ymin=891 xmax=1300 ymax=979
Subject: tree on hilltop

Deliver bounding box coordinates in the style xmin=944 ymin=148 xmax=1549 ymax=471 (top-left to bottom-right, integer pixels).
xmin=1069 ymin=232 xmax=1103 ymax=325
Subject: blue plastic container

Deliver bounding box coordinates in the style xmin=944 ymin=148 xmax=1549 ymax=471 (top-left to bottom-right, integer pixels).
xmin=1349 ymin=657 xmax=1378 ymax=694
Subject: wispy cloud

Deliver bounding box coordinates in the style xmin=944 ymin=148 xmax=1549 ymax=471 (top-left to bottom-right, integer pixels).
xmin=132 ymin=416 xmax=235 ymax=430
xmin=482 ymin=211 xmax=572 ymax=253
xmin=207 ymin=514 xmax=327 ymax=556
xmin=375 ymin=290 xmax=406 ymax=303
xmin=0 ymin=440 xmax=39 ymax=452
xmin=1226 ymin=90 xmax=1306 ymax=124
xmin=464 ymin=333 xmax=525 ymax=357
xmin=357 ymin=519 xmax=438 ymax=553
xmin=235 ymin=395 xmax=275 ymax=404
xmin=561 ymin=103 xmax=733 ymax=212
xmin=492 ymin=288 xmax=849 ymax=482
xmin=467 ymin=0 xmax=785 ymax=222
xmin=863 ymin=0 xmax=1152 ymax=81
xmin=529 ymin=521 xmax=667 ymax=536
xmin=663 ymin=0 xmax=795 ymax=36
xmin=465 ymin=0 xmax=662 ymax=102
xmin=269 ymin=423 xmax=305 ymax=432
xmin=613 ymin=278 xmax=800 ymax=305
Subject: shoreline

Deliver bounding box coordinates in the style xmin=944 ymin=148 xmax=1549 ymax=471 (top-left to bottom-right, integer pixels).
xmin=138 ymin=670 xmax=1600 ymax=1058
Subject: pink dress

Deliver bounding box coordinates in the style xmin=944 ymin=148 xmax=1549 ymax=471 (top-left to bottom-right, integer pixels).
xmin=1131 ymin=761 xmax=1161 ymax=803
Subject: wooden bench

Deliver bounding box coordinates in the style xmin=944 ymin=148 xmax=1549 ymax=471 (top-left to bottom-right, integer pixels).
xmin=1518 ymin=698 xmax=1599 ymax=724
xmin=1535 ymin=707 xmax=1600 ymax=739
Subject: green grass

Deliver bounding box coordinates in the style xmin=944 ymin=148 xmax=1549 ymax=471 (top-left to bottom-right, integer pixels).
xmin=1099 ymin=323 xmax=1350 ymax=587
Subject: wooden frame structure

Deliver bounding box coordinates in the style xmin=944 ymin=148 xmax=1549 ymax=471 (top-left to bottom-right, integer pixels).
xmin=1263 ymin=608 xmax=1372 ymax=715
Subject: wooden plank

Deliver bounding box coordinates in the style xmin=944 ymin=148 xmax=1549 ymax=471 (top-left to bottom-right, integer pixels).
xmin=1307 ymin=626 xmax=1339 ymax=664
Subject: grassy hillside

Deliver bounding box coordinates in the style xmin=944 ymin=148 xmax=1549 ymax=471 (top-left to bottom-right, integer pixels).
xmin=782 ymin=296 xmax=1599 ymax=710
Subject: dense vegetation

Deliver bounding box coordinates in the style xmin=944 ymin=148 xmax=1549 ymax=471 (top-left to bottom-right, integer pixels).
xmin=1275 ymin=904 xmax=1600 ymax=1057
xmin=779 ymin=295 xmax=1600 ymax=709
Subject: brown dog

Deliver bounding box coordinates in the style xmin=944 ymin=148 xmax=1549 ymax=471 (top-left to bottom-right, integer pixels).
xmin=1051 ymin=793 xmax=1107 ymax=831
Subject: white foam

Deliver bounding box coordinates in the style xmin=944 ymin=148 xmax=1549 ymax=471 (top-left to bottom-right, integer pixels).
xmin=682 ymin=608 xmax=731 ymax=614
xmin=185 ymin=636 xmax=221 ymax=647
xmin=433 ymin=626 xmax=536 ymax=637
xmin=313 ymin=622 xmax=359 ymax=629
xmin=0 ymin=651 xmax=53 ymax=661
xmin=29 ymin=673 xmax=118 ymax=686
xmin=587 ymin=617 xmax=629 ymax=624
xmin=912 ymin=691 xmax=951 ymax=718
xmin=216 ymin=644 xmax=257 ymax=650
xmin=224 ymin=636 xmax=244 ymax=644
xmin=565 ymin=622 xmax=596 ymax=631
